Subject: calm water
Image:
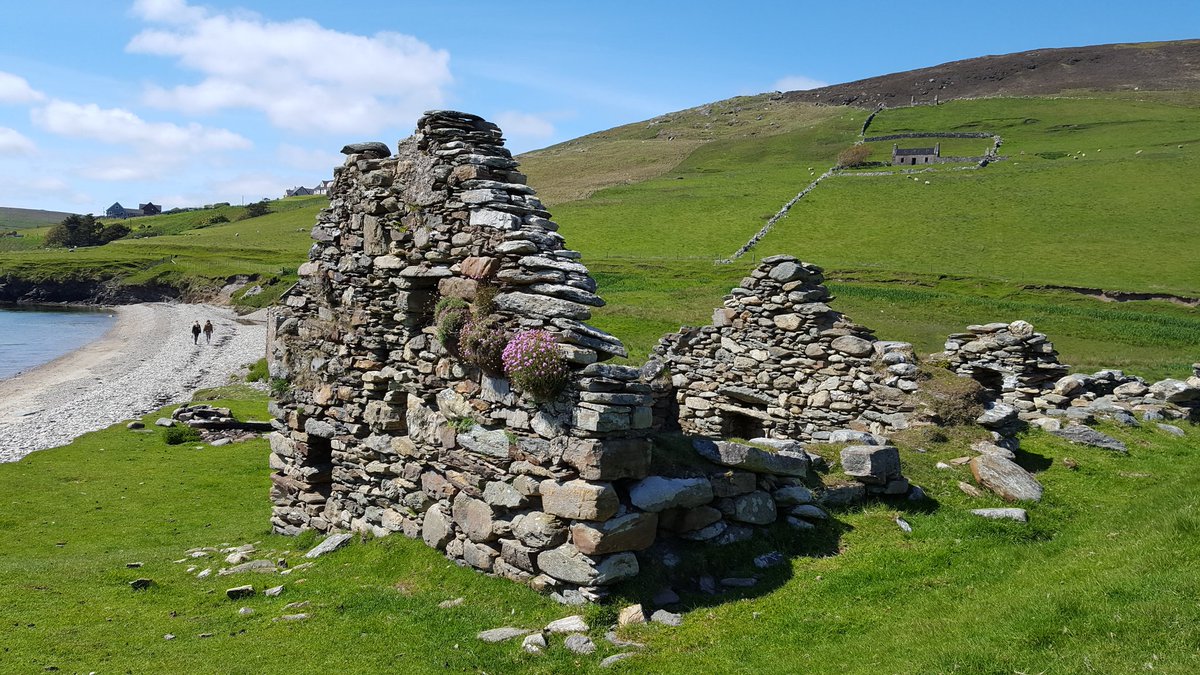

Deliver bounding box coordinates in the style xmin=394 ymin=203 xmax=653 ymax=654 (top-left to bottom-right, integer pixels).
xmin=0 ymin=305 xmax=116 ymax=379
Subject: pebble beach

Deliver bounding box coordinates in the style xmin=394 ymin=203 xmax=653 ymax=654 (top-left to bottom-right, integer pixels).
xmin=0 ymin=303 xmax=268 ymax=462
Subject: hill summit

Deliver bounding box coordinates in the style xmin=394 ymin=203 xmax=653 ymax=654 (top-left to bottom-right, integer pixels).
xmin=789 ymin=39 xmax=1200 ymax=107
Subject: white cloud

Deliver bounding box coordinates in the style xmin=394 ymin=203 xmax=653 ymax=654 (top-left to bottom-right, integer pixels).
xmin=277 ymin=143 xmax=342 ymax=173
xmin=0 ymin=128 xmax=36 ymax=155
xmin=495 ymin=112 xmax=556 ymax=141
xmin=31 ymin=100 xmax=251 ymax=152
xmin=127 ymin=1 xmax=452 ymax=134
xmin=0 ymin=172 xmax=91 ymax=207
xmin=129 ymin=0 xmax=205 ymax=24
xmin=772 ymin=75 xmax=829 ymax=92
xmin=0 ymin=71 xmax=45 ymax=105
xmin=210 ymin=172 xmax=295 ymax=202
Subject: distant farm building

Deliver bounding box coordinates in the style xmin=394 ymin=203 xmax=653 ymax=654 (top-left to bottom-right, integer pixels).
xmin=892 ymin=143 xmax=940 ymax=165
xmin=105 ymin=201 xmax=160 ymax=219
xmin=314 ymin=180 xmax=333 ymax=195
xmin=285 ymin=186 xmax=316 ymax=197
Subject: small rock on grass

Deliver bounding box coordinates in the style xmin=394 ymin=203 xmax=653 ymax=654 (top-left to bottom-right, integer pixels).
xmin=1157 ymin=423 xmax=1185 ymax=437
xmin=618 ymin=604 xmax=646 ymax=626
xmin=522 ymin=633 xmax=546 ymax=654
xmin=163 ymin=634 xmax=175 ymax=641
xmin=564 ymin=634 xmax=596 ymax=655
xmin=438 ymin=597 xmax=465 ymax=609
xmin=264 ymin=585 xmax=284 ymax=597
xmin=546 ymin=615 xmax=588 ymax=633
xmin=971 ymin=508 xmax=1028 ymax=522
xmin=127 ymin=421 xmax=145 ymax=430
xmin=601 ymin=653 xmax=636 ymax=668
xmin=606 ymin=631 xmax=646 ymax=649
xmin=196 ymin=568 xmax=212 ymax=579
xmin=129 ymin=578 xmax=154 ymax=590
xmin=226 ymin=585 xmax=255 ymax=600
xmin=303 ymin=532 xmax=353 ymax=559
xmin=958 ymin=481 xmax=984 ymax=498
xmin=238 ymin=607 xmax=254 ymax=616
xmin=273 ymin=613 xmax=309 ymax=622
xmin=125 ymin=562 xmax=143 ymax=568
xmin=477 ymin=627 xmax=529 ymax=643
xmin=282 ymin=601 xmax=309 ymax=610
xmin=651 ymin=609 xmax=682 ymax=626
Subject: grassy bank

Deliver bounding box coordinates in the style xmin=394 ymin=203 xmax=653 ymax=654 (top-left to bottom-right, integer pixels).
xmin=0 ymin=196 xmax=325 ymax=307
xmin=1 ymin=389 xmax=1196 ymax=672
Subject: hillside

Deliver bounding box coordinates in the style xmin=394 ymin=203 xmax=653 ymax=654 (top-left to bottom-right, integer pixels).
xmin=0 ymin=206 xmax=76 ymax=230
xmin=0 ymin=196 xmax=326 ymax=307
xmin=521 ymin=93 xmax=1200 ymax=379
xmin=790 ymin=39 xmax=1200 ymax=107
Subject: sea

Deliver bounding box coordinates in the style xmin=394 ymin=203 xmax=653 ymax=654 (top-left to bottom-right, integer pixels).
xmin=0 ymin=305 xmax=116 ymax=380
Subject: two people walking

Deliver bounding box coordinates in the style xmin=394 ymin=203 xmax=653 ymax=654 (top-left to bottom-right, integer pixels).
xmin=191 ymin=320 xmax=214 ymax=345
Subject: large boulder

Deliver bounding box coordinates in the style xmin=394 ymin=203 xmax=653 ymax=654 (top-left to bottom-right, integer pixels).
xmin=840 ymin=445 xmax=902 ymax=485
xmin=1049 ymin=424 xmax=1128 ymax=453
xmin=1149 ymin=379 xmax=1200 ymax=405
xmin=970 ymin=454 xmax=1043 ymax=502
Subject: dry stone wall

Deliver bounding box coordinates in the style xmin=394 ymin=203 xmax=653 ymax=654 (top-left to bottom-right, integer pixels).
xmin=266 ymin=112 xmax=890 ymax=604
xmin=654 ymin=256 xmax=918 ymax=441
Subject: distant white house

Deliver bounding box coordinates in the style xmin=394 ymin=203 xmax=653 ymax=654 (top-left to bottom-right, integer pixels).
xmin=314 ymin=180 xmax=333 ymax=195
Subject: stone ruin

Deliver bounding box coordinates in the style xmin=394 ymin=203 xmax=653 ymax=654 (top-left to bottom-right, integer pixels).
xmin=945 ymin=321 xmax=1200 ymax=433
xmin=265 ymin=111 xmax=923 ymax=602
xmin=654 ymin=257 xmax=917 ymax=442
xmin=266 ymin=110 xmax=1198 ymax=602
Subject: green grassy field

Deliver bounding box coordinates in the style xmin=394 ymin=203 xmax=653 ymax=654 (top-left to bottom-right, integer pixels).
xmin=540 ymin=94 xmax=1200 ymax=380
xmin=0 ymin=196 xmax=325 ymax=307
xmin=1 ymin=389 xmax=1196 ymax=673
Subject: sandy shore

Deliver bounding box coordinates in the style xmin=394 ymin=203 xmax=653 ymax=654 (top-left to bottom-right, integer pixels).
xmin=0 ymin=302 xmax=268 ymax=462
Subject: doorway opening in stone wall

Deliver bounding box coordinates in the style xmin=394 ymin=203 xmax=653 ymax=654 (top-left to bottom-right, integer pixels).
xmin=722 ymin=410 xmax=765 ymax=440
xmin=969 ymin=367 xmax=1005 ymax=398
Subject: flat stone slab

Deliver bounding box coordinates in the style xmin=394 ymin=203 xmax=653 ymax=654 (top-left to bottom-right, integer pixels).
xmin=477 ymin=627 xmax=530 ymax=643
xmin=970 ymin=454 xmax=1043 ymax=502
xmin=1049 ymin=424 xmax=1128 ymax=453
xmin=692 ymin=438 xmax=810 ymax=477
xmin=971 ymin=508 xmax=1029 ymax=522
xmin=304 ymin=533 xmax=353 ymax=559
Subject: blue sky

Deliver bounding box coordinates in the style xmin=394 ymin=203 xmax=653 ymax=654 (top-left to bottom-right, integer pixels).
xmin=0 ymin=0 xmax=1196 ymax=213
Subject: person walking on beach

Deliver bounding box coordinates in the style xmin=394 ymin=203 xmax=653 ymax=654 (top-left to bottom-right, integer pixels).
xmin=191 ymin=321 xmax=202 ymax=345
xmin=203 ymin=320 xmax=214 ymax=344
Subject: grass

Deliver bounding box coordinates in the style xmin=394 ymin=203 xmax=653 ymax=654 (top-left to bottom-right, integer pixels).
xmin=0 ymin=206 xmax=75 ymax=229
xmin=530 ymin=94 xmax=1200 ymax=380
xmin=2 ymin=391 xmax=1197 ymax=672
xmin=0 ymin=196 xmax=324 ymax=308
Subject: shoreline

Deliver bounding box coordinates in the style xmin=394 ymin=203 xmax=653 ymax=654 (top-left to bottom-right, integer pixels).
xmin=0 ymin=302 xmax=269 ymax=463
